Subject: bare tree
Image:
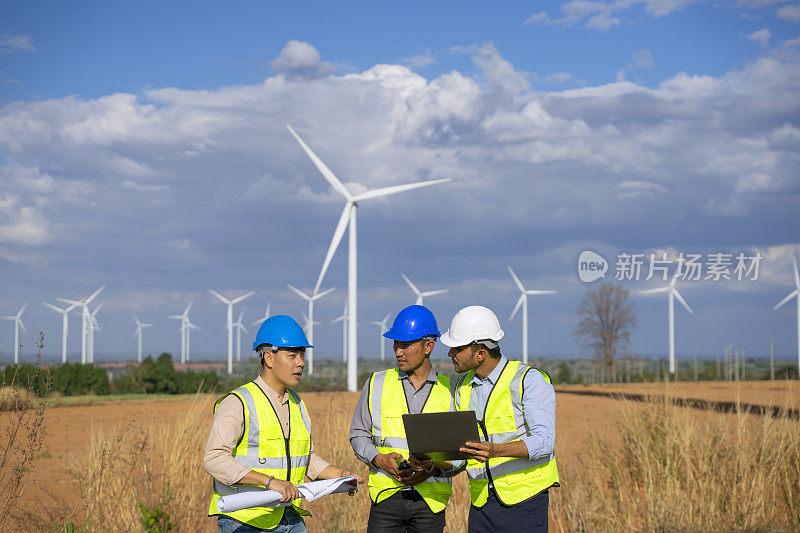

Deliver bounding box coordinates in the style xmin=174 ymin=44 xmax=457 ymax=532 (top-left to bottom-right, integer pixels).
xmin=573 ymin=282 xmax=637 ymax=379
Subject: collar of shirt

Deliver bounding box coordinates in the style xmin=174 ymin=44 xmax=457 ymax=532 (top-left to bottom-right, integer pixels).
xmin=397 ymin=367 xmax=438 ymax=383
xmin=255 ymin=375 xmax=289 ymax=405
xmin=469 ymin=355 xmax=508 ymax=387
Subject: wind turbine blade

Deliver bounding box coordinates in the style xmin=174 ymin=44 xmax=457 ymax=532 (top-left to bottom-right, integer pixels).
xmin=507 ymin=265 xmax=525 ymax=292
xmin=58 ymin=297 xmax=82 ymax=307
xmin=287 ymin=284 xmax=311 ymax=301
xmin=42 ymin=301 xmax=63 ymax=313
xmin=352 ymin=178 xmax=451 ymax=202
xmin=168 ymin=315 xmax=183 ymax=320
xmin=142 ymin=323 xmax=154 ymax=328
xmin=266 ymin=302 xmax=271 ymax=318
xmin=241 ymin=325 xmax=248 ymax=334
xmin=331 ymin=316 xmax=345 ymax=324
xmin=237 ymin=311 xmax=243 ymax=323
xmin=774 ymin=289 xmax=799 ymax=310
xmin=793 ymin=256 xmax=800 ymax=289
xmin=231 ymin=291 xmax=255 ymax=305
xmin=673 ymin=289 xmax=694 ymax=314
xmin=17 ymin=303 xmax=27 ymax=316
xmin=639 ymin=286 xmax=670 ymax=295
xmin=184 ymin=301 xmax=193 ymax=315
xmin=510 ymin=294 xmax=524 ymax=321
xmin=313 ymin=287 xmax=335 ymax=300
xmin=421 ymin=289 xmax=448 ymax=297
xmin=371 ymin=321 xmax=382 ymax=326
xmin=133 ymin=314 xmax=141 ymax=326
xmin=252 ymin=317 xmax=266 ymax=326
xmin=527 ymin=290 xmax=557 ymax=295
xmin=84 ymin=285 xmax=105 ymax=305
xmin=302 ymin=310 xmax=309 ymax=323
xmin=91 ymin=302 xmax=103 ymax=315
xmin=383 ymin=313 xmax=390 ymax=325
xmin=314 ymin=202 xmax=353 ymax=294
xmin=209 ymin=289 xmax=230 ymax=304
xmin=286 ymin=124 xmax=353 ymax=201
xmin=401 ymin=273 xmax=421 ymax=296
xmin=19 ymin=319 xmax=27 ymax=333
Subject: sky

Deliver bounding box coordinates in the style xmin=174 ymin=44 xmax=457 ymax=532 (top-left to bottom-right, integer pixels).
xmin=0 ymin=0 xmax=799 ymax=364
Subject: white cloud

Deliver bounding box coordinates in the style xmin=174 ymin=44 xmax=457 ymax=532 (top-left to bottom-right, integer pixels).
xmin=777 ymin=4 xmax=800 ymax=21
xmin=122 ymin=180 xmax=168 ymax=192
xmin=401 ymin=51 xmax=436 ymax=68
xmin=630 ymin=49 xmax=655 ymax=70
xmin=271 ymin=40 xmax=335 ymax=80
xmin=0 ymin=35 xmax=35 ymax=54
xmin=544 ymin=72 xmax=575 ymax=83
xmin=0 ymin=194 xmax=51 ymax=246
xmin=747 ymin=28 xmax=772 ymax=47
xmin=524 ymin=11 xmax=550 ymax=24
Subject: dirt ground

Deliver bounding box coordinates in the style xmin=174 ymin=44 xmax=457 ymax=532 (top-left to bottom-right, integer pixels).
xmin=7 ymin=380 xmax=797 ymax=526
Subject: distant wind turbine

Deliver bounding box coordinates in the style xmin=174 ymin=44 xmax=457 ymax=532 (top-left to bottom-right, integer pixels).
xmin=59 ymin=285 xmax=104 ymax=365
xmin=332 ymin=300 xmax=349 ymax=363
xmin=88 ymin=303 xmax=103 ymax=363
xmin=133 ymin=315 xmax=154 ymax=363
xmin=371 ymin=313 xmax=391 ymax=361
xmin=401 ymin=273 xmax=448 ymax=306
xmin=774 ymin=255 xmax=800 ymax=377
xmin=168 ymin=302 xmax=193 ymax=364
xmin=2 ymin=303 xmax=27 ymax=364
xmin=507 ymin=266 xmax=557 ymax=365
xmin=640 ymin=276 xmax=694 ymax=375
xmin=43 ymin=301 xmax=78 ymax=364
xmin=287 ymin=284 xmax=334 ymax=376
xmin=287 ymin=124 xmax=451 ymax=392
xmin=233 ymin=311 xmax=249 ymax=363
xmin=251 ymin=302 xmax=272 ymax=327
xmin=210 ymin=289 xmax=255 ymax=374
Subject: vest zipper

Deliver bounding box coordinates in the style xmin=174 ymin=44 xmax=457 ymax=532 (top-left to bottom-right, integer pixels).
xmin=475 ymin=360 xmax=508 ymax=502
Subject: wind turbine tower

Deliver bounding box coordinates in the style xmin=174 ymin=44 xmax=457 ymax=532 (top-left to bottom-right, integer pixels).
xmin=59 ymin=286 xmax=104 ymax=365
xmin=507 ymin=266 xmax=557 ymax=365
xmin=210 ymin=290 xmax=255 ymax=374
xmin=371 ymin=313 xmax=391 ymax=361
xmin=774 ymin=255 xmax=800 ymax=376
xmin=2 ymin=303 xmax=27 ymax=364
xmin=640 ymin=276 xmax=694 ymax=375
xmin=287 ymin=284 xmax=334 ymax=375
xmin=287 ymin=124 xmax=450 ymax=392
xmin=168 ymin=302 xmax=193 ymax=364
xmin=233 ymin=311 xmax=249 ymax=363
xmin=133 ymin=315 xmax=154 ymax=363
xmin=43 ymin=301 xmax=78 ymax=364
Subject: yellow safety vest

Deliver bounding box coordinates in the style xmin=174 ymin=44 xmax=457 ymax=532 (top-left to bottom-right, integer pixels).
xmin=367 ymin=369 xmax=453 ymax=513
xmin=208 ymin=381 xmax=312 ymax=530
xmin=455 ymin=361 xmax=559 ymax=507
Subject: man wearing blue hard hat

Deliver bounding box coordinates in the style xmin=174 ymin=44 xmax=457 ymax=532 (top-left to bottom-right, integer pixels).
xmin=205 ymin=315 xmax=364 ymax=532
xmin=349 ymin=305 xmax=458 ymax=532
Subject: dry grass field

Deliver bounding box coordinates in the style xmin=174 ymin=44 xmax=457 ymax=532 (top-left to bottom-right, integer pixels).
xmin=2 ymin=380 xmax=798 ymax=532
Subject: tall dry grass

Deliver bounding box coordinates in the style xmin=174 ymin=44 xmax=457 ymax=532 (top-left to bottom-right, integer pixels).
xmin=550 ymin=391 xmax=800 ymax=532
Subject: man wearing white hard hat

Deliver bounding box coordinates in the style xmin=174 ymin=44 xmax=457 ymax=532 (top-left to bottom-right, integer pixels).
xmin=441 ymin=306 xmax=559 ymax=533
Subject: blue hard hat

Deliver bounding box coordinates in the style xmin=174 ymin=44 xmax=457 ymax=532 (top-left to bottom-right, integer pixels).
xmin=253 ymin=315 xmax=312 ymax=350
xmin=384 ymin=305 xmax=440 ymax=341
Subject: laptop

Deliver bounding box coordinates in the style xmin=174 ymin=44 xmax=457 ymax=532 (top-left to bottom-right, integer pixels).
xmin=402 ymin=411 xmax=481 ymax=462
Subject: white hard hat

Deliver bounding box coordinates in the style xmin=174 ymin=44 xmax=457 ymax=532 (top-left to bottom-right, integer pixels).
xmin=440 ymin=306 xmax=504 ymax=347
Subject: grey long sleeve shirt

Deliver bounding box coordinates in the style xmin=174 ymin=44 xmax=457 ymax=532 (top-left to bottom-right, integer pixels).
xmin=349 ymin=367 xmax=463 ymax=474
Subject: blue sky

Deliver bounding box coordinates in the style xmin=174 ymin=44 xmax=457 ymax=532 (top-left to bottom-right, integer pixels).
xmin=1 ymin=0 xmax=799 ymax=363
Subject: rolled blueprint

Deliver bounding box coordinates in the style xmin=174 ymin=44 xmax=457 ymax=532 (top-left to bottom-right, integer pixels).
xmin=217 ymin=476 xmax=358 ymax=513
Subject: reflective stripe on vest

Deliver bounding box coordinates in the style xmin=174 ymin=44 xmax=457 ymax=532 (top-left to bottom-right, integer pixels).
xmin=367 ymin=369 xmax=453 ymax=513
xmin=208 ymin=382 xmax=312 ymax=529
xmin=455 ymin=361 xmax=559 ymax=507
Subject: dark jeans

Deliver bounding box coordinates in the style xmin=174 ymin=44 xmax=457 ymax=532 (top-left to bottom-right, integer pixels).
xmin=217 ymin=507 xmax=307 ymax=532
xmin=468 ymin=489 xmax=549 ymax=533
xmin=367 ymin=489 xmax=446 ymax=533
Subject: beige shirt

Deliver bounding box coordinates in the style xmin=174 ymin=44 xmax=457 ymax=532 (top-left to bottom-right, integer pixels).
xmin=203 ymin=375 xmax=331 ymax=486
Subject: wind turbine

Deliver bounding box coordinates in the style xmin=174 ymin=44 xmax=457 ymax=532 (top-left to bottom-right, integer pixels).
xmin=167 ymin=302 xmax=194 ymax=364
xmin=401 ymin=274 xmax=448 ymax=306
xmin=251 ymin=302 xmax=272 ymax=328
xmin=87 ymin=303 xmax=103 ymax=363
xmin=332 ymin=300 xmax=348 ymax=363
xmin=186 ymin=319 xmax=200 ymax=362
xmin=42 ymin=301 xmax=78 ymax=364
xmin=210 ymin=290 xmax=255 ymax=374
xmin=371 ymin=313 xmax=391 ymax=361
xmin=774 ymin=255 xmax=800 ymax=377
xmin=2 ymin=303 xmax=27 ymax=364
xmin=133 ymin=315 xmax=154 ymax=363
xmin=59 ymin=286 xmax=104 ymax=365
xmin=507 ymin=266 xmax=557 ymax=365
xmin=640 ymin=276 xmax=694 ymax=375
xmin=287 ymin=284 xmax=334 ymax=376
xmin=287 ymin=124 xmax=451 ymax=392
xmin=233 ymin=311 xmax=249 ymax=363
